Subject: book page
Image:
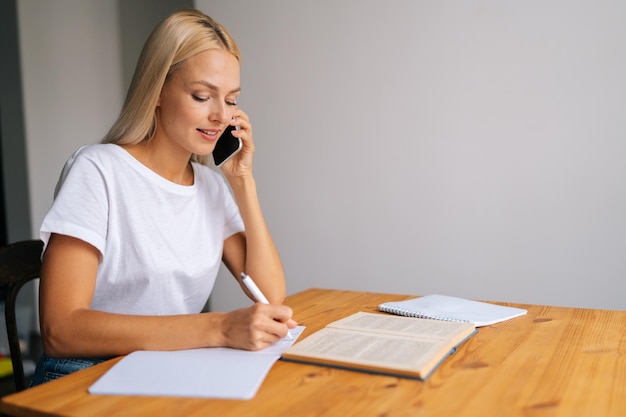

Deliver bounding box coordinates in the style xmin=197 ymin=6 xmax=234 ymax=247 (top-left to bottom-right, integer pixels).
xmin=329 ymin=311 xmax=473 ymax=340
xmin=283 ymin=327 xmax=444 ymax=372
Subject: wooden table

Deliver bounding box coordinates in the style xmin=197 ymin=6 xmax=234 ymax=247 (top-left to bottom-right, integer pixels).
xmin=1 ymin=288 xmax=625 ymax=416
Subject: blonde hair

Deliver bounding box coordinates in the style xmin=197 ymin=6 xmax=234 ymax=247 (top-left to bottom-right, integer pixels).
xmin=102 ymin=9 xmax=240 ymax=165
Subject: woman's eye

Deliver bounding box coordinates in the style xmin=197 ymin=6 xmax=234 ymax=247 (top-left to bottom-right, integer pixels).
xmin=227 ymin=101 xmax=237 ymax=107
xmin=192 ymin=95 xmax=208 ymax=102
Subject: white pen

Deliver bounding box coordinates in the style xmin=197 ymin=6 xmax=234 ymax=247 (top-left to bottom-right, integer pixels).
xmin=240 ymin=272 xmax=293 ymax=340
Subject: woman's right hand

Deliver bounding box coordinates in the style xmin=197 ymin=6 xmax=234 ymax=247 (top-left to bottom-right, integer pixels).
xmin=218 ymin=303 xmax=297 ymax=351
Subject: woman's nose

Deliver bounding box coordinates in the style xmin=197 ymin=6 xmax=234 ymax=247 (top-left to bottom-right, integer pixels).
xmin=209 ymin=102 xmax=231 ymax=124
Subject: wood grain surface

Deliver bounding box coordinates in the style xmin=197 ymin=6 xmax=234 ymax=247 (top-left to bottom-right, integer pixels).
xmin=1 ymin=288 xmax=624 ymax=417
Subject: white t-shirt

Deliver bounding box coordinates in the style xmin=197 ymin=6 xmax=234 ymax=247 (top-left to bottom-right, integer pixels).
xmin=40 ymin=144 xmax=244 ymax=315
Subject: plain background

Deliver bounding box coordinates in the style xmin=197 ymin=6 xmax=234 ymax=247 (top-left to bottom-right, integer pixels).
xmin=13 ymin=0 xmax=626 ymax=316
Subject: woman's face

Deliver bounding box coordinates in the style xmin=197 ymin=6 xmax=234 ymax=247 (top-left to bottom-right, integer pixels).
xmin=155 ymin=48 xmax=241 ymax=158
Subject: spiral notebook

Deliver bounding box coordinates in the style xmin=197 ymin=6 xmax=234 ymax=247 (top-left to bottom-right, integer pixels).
xmin=378 ymin=294 xmax=526 ymax=327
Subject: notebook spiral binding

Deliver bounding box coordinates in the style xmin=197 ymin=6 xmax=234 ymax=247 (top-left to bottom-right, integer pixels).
xmin=378 ymin=304 xmax=471 ymax=323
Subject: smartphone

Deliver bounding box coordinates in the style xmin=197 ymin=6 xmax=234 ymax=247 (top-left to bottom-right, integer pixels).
xmin=212 ymin=125 xmax=242 ymax=167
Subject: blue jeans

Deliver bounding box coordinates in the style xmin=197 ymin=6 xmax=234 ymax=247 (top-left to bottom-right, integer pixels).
xmin=30 ymin=353 xmax=108 ymax=386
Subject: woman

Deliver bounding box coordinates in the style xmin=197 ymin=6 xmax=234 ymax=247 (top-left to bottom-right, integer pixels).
xmin=31 ymin=9 xmax=296 ymax=385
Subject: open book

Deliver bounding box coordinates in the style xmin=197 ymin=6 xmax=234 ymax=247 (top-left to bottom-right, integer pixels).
xmin=281 ymin=312 xmax=476 ymax=380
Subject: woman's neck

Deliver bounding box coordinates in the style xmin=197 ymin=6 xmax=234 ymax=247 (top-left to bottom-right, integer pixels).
xmin=120 ymin=141 xmax=194 ymax=186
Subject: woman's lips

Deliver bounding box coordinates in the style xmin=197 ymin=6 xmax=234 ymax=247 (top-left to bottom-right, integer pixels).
xmin=196 ymin=128 xmax=219 ymax=142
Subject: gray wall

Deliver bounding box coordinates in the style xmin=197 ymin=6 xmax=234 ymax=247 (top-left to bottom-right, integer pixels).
xmin=16 ymin=1 xmax=626 ymax=314
xmin=0 ymin=0 xmax=35 ymax=356
xmin=202 ymin=0 xmax=626 ymax=311
xmin=0 ymin=0 xmax=32 ymax=243
xmin=18 ymin=0 xmax=124 ymax=235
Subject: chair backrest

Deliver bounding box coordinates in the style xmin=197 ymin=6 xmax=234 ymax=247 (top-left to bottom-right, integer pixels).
xmin=0 ymin=239 xmax=43 ymax=392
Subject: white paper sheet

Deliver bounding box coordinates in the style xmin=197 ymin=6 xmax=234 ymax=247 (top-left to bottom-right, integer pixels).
xmin=88 ymin=326 xmax=305 ymax=399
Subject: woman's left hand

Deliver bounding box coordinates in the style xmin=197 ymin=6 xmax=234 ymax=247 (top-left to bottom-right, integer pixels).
xmin=220 ymin=108 xmax=254 ymax=178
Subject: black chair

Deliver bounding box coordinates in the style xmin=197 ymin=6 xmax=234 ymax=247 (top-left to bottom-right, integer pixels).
xmin=0 ymin=240 xmax=43 ymax=392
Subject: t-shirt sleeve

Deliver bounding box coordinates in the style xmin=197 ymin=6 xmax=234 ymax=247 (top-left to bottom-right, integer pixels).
xmin=222 ymin=178 xmax=245 ymax=239
xmin=40 ymin=148 xmax=109 ymax=256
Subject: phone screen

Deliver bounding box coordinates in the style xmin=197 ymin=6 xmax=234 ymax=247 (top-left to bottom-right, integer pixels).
xmin=212 ymin=125 xmax=242 ymax=166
